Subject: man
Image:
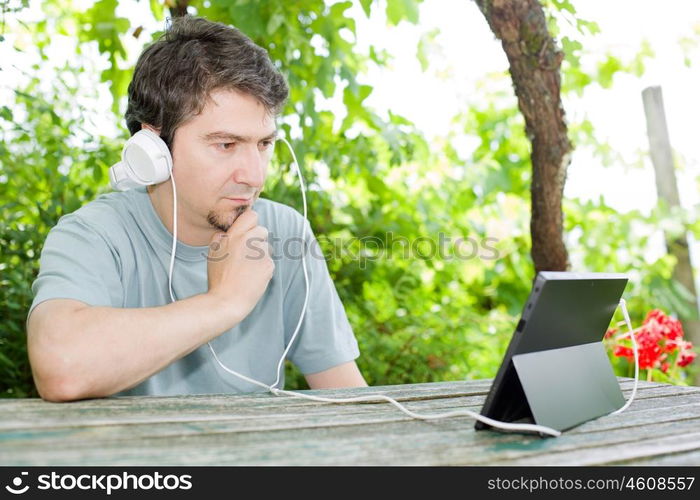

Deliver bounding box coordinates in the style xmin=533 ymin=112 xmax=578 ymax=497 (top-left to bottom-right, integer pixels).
xmin=26 ymin=16 xmax=366 ymax=402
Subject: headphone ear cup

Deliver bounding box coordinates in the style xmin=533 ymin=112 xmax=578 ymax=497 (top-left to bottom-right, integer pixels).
xmin=121 ymin=129 xmax=173 ymax=185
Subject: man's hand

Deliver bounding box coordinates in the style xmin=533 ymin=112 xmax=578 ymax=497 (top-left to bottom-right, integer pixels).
xmin=206 ymin=209 xmax=274 ymax=325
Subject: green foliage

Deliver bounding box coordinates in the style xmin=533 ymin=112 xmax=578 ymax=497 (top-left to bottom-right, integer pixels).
xmin=0 ymin=65 xmax=121 ymax=397
xmin=1 ymin=0 xmax=697 ymax=398
xmin=386 ymin=0 xmax=420 ymax=26
xmin=678 ymin=22 xmax=700 ymax=68
xmin=76 ymin=0 xmax=132 ymax=114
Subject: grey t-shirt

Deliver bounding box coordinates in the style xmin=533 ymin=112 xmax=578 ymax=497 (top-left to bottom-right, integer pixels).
xmin=28 ymin=186 xmax=360 ymax=396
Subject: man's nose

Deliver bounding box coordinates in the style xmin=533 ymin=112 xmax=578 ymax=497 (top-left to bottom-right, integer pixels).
xmin=232 ymin=145 xmax=265 ymax=187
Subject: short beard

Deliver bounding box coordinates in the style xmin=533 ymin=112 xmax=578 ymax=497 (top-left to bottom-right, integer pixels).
xmin=207 ymin=205 xmax=249 ymax=233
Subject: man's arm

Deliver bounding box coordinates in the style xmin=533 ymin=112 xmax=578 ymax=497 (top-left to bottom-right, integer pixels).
xmin=27 ymin=294 xmax=241 ymax=402
xmin=28 ymin=209 xmax=273 ymax=402
xmin=304 ymin=361 xmax=367 ymax=390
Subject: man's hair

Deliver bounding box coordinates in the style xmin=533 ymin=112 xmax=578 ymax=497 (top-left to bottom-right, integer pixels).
xmin=124 ymin=16 xmax=288 ymax=148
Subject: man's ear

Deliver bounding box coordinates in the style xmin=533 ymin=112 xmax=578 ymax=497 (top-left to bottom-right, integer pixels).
xmin=140 ymin=123 xmax=172 ymax=156
xmin=141 ymin=123 xmax=161 ymax=135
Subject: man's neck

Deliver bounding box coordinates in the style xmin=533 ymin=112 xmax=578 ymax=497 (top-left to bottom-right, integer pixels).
xmin=147 ymin=183 xmax=215 ymax=247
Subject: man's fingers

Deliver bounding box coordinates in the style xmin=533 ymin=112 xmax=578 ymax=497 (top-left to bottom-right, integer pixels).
xmin=208 ymin=232 xmax=230 ymax=261
xmin=227 ymin=208 xmax=258 ymax=235
xmin=248 ymin=225 xmax=269 ymax=241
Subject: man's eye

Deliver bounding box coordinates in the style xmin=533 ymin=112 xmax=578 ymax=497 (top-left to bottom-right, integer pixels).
xmin=217 ymin=142 xmax=235 ymax=150
xmin=259 ymin=140 xmax=274 ymax=149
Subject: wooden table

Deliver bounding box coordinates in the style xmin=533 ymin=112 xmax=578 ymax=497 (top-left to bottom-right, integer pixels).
xmin=1 ymin=378 xmax=699 ymax=466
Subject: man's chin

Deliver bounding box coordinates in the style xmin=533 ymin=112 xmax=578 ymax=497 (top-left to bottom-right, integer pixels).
xmin=207 ymin=204 xmax=249 ymax=233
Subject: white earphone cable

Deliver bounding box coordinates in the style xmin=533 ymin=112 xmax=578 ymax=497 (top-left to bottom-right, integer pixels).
xmin=263 ymin=297 xmax=639 ymax=438
xmin=610 ymin=298 xmax=639 ymax=414
xmin=163 ymin=138 xmax=638 ymax=438
xmin=167 ymin=173 xmax=178 ymax=303
xmin=164 ymin=137 xmax=311 ymax=391
xmin=270 ymin=137 xmax=310 ymax=390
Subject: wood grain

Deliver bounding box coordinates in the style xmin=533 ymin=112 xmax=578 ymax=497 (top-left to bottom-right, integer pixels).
xmin=1 ymin=378 xmax=697 ymax=465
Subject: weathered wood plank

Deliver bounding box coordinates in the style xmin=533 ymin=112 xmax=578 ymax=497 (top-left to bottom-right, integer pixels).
xmin=508 ymin=431 xmax=700 ymax=465
xmin=0 ymin=381 xmax=490 ymax=423
xmin=0 ymin=383 xmax=693 ymax=441
xmin=2 ymin=394 xmax=699 ymax=465
xmin=0 ymin=379 xmax=678 ymax=431
xmin=619 ymin=449 xmax=700 ymax=466
xmin=1 ymin=379 xmax=697 ymax=465
xmin=0 ymin=400 xmax=695 ymax=457
xmin=3 ymin=412 xmax=699 ymax=466
xmin=0 ymin=379 xmax=495 ymax=408
xmin=0 ymin=382 xmax=693 ymax=438
xmin=0 ymin=377 xmax=665 ymax=412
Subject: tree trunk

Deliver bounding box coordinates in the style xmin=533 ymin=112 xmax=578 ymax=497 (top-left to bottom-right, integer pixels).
xmin=642 ymin=87 xmax=697 ymax=303
xmin=168 ymin=0 xmax=190 ymax=18
xmin=642 ymin=86 xmax=700 ymax=385
xmin=475 ymin=0 xmax=571 ymax=272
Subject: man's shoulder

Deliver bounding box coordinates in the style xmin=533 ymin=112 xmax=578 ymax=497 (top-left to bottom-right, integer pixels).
xmin=253 ymin=197 xmax=301 ymax=216
xmin=54 ymin=189 xmax=136 ymax=237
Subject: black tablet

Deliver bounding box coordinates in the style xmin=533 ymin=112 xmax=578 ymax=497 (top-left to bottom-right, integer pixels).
xmin=475 ymin=271 xmax=629 ymax=433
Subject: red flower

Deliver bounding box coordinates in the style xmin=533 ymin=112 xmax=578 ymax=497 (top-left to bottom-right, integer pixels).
xmin=634 ymin=324 xmax=664 ymax=369
xmin=678 ymin=352 xmax=697 ymax=367
xmin=614 ymin=345 xmax=633 ymax=358
xmin=677 ymin=341 xmax=697 ymax=368
xmin=665 ymin=338 xmax=680 ymax=353
xmin=643 ymin=309 xmax=684 ymax=342
xmin=611 ymin=309 xmax=695 ymax=371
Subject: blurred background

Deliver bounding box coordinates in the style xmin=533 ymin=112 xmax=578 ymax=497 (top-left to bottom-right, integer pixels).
xmin=1 ymin=0 xmax=699 ymax=397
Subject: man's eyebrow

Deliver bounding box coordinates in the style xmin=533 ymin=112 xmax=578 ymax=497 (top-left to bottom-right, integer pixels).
xmin=200 ymin=130 xmax=278 ymax=142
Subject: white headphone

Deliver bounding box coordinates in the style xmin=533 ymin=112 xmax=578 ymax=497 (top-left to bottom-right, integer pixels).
xmin=109 ymin=129 xmax=173 ymax=191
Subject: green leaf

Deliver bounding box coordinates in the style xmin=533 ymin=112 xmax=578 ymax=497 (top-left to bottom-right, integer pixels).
xmin=267 ymin=12 xmax=285 ymax=35
xmin=329 ymin=1 xmax=353 ymax=18
xmin=576 ymin=19 xmax=600 ymax=36
xmin=360 ymin=0 xmax=372 ymax=17
xmin=386 ymin=0 xmax=420 ymax=26
xmin=561 ymin=36 xmax=582 ymax=65
xmin=417 ymin=28 xmax=439 ymax=72
xmin=0 ymin=106 xmax=12 ymax=122
xmin=150 ymin=0 xmax=165 ymax=21
xmin=93 ymin=164 xmax=104 ymax=183
xmin=229 ymin=3 xmax=266 ymax=39
xmin=551 ymin=0 xmax=576 ymax=15
xmin=597 ymin=54 xmax=623 ymax=88
xmin=630 ymin=39 xmax=655 ymax=77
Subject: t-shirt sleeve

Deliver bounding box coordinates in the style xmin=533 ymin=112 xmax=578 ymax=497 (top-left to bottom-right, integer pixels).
xmin=283 ymin=218 xmax=360 ymax=375
xmin=27 ymin=214 xmax=124 ymax=321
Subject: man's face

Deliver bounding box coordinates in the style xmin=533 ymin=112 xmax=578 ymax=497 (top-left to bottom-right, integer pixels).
xmin=169 ymin=88 xmax=277 ymax=233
